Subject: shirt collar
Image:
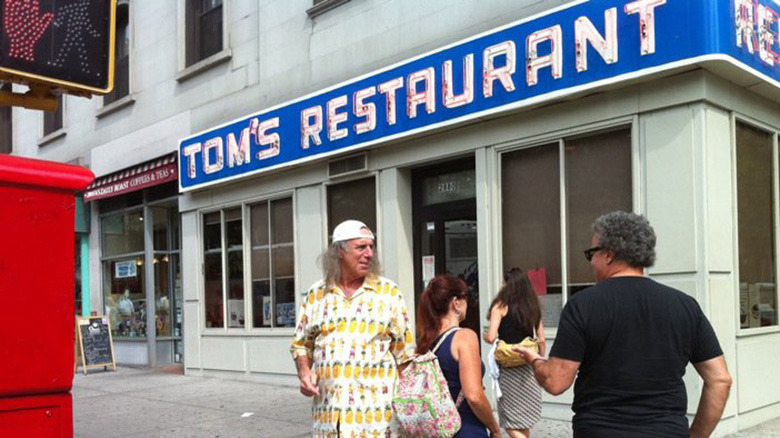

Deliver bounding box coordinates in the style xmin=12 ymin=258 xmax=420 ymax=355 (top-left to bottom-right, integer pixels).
xmin=325 ymin=274 xmax=379 ymax=298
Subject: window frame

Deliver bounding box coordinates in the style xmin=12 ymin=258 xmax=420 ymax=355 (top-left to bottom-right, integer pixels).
xmin=307 ymin=0 xmax=352 ymax=19
xmin=39 ymin=95 xmax=66 ymax=146
xmin=99 ymin=0 xmax=134 ymax=117
xmin=99 ymin=191 xmax=181 ymax=341
xmin=199 ymin=191 xmax=297 ymax=334
xmin=322 ymin=172 xmax=380 ymax=244
xmin=732 ymin=113 xmax=780 ymax=336
xmin=176 ymin=0 xmax=232 ymax=82
xmin=494 ymin=117 xmax=639 ymax=337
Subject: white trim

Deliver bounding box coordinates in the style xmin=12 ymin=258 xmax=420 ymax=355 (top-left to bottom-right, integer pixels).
xmin=96 ymin=94 xmax=136 ymax=119
xmin=175 ymin=49 xmax=232 ymax=82
xmin=37 ymin=127 xmax=66 ymax=146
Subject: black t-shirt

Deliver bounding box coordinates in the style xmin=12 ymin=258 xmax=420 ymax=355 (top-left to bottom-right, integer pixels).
xmin=549 ymin=277 xmax=723 ymax=438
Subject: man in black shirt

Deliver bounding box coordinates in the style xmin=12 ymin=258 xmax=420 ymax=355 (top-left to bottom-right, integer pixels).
xmin=517 ymin=211 xmax=732 ymax=438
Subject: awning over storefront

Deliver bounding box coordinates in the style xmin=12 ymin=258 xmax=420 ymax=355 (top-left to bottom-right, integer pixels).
xmin=83 ymin=153 xmax=177 ymax=202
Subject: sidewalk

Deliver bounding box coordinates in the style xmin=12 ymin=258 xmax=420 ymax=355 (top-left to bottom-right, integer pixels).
xmin=73 ymin=367 xmax=778 ymax=438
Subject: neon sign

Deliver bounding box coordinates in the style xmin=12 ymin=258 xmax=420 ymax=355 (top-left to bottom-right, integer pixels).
xmin=179 ymin=0 xmax=780 ymax=192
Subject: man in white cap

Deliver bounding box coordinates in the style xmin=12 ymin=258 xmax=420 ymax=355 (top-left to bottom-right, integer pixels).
xmin=291 ymin=220 xmax=415 ymax=438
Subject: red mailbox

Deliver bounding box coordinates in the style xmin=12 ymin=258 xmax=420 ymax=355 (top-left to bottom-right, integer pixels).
xmin=0 ymin=155 xmax=94 ymax=437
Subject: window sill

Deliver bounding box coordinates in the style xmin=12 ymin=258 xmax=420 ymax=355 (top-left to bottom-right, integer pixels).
xmin=37 ymin=128 xmax=66 ymax=147
xmin=307 ymin=0 xmax=351 ymax=18
xmin=113 ymin=337 xmax=148 ymax=342
xmin=201 ymin=328 xmax=295 ymax=337
xmin=176 ymin=49 xmax=232 ymax=83
xmin=736 ymin=325 xmax=780 ymax=337
xmin=96 ymin=94 xmax=135 ymax=119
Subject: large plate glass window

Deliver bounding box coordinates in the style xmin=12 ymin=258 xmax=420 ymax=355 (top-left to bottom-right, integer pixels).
xmin=203 ymin=211 xmax=224 ymax=328
xmin=251 ymin=197 xmax=295 ymax=328
xmin=101 ymin=211 xmax=146 ymax=338
xmin=501 ymin=128 xmax=632 ymax=327
xmin=203 ymin=197 xmax=295 ymax=330
xmin=736 ymin=121 xmax=779 ymax=328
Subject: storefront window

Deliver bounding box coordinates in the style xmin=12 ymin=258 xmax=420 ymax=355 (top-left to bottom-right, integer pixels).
xmin=204 ymin=211 xmax=224 ymax=328
xmin=103 ymin=257 xmax=146 ymax=338
xmin=502 ymin=143 xmax=562 ymax=327
xmin=251 ymin=198 xmax=296 ymax=328
xmin=152 ymin=205 xmax=181 ymax=338
xmin=204 ymin=198 xmax=295 ymax=330
xmin=736 ymin=121 xmax=779 ymax=328
xmin=101 ymin=211 xmax=144 ymax=256
xmin=327 ymin=177 xmax=377 ymax=236
xmin=226 ymin=208 xmax=245 ymax=328
xmin=501 ymin=128 xmax=632 ymax=327
xmin=98 ymin=182 xmax=182 ymax=365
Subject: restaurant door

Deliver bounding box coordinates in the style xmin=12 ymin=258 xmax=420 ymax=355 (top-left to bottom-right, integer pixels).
xmin=413 ymin=158 xmax=480 ymax=335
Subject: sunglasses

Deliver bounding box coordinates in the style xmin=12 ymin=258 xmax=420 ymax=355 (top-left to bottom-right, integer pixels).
xmin=583 ymin=246 xmax=602 ymax=262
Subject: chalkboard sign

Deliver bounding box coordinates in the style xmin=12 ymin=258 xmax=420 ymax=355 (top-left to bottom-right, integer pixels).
xmin=76 ymin=316 xmax=116 ymax=374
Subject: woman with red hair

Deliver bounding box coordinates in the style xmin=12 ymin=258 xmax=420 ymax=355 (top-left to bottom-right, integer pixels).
xmin=417 ymin=275 xmax=501 ymax=438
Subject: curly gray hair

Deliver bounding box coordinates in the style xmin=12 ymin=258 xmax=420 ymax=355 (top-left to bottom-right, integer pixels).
xmin=318 ymin=241 xmax=382 ymax=287
xmin=592 ymin=211 xmax=656 ymax=268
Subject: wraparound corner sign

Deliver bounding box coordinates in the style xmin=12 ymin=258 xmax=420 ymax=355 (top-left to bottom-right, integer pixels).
xmin=178 ymin=0 xmax=780 ymax=192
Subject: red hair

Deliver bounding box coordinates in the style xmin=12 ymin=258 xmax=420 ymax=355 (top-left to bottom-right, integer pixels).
xmin=416 ymin=275 xmax=467 ymax=354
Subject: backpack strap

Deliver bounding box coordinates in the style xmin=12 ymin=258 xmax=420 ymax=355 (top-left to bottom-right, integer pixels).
xmin=431 ymin=326 xmax=460 ymax=354
xmin=431 ymin=326 xmax=464 ymax=407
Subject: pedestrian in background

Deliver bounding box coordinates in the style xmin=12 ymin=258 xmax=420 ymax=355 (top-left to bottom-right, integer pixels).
xmin=417 ymin=274 xmax=501 ymax=438
xmin=290 ymin=220 xmax=416 ymax=437
xmin=517 ymin=211 xmax=732 ymax=438
xmin=483 ymin=268 xmax=545 ymax=438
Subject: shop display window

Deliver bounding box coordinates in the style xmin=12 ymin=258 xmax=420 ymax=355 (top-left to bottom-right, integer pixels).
xmin=736 ymin=121 xmax=779 ymax=328
xmin=101 ymin=211 xmax=144 ymax=256
xmin=101 ymin=196 xmax=182 ymax=343
xmin=151 ymin=205 xmax=182 ymax=338
xmin=501 ymin=128 xmax=632 ymax=328
xmin=202 ymin=197 xmax=295 ymax=330
xmin=103 ymin=257 xmax=146 ymax=337
xmin=204 ymin=211 xmax=224 ymax=328
xmin=251 ymin=198 xmax=295 ymax=328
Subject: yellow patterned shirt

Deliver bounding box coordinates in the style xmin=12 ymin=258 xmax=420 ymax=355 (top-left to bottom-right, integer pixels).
xmin=290 ymin=275 xmax=416 ymax=438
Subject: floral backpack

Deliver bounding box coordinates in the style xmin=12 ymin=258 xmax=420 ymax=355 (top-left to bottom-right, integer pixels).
xmin=392 ymin=327 xmax=464 ymax=438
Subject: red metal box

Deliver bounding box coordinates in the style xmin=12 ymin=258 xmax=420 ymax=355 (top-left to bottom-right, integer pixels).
xmin=0 ymin=155 xmax=93 ymax=397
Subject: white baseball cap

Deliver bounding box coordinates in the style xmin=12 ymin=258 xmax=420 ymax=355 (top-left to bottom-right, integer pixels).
xmin=332 ymin=220 xmax=374 ymax=243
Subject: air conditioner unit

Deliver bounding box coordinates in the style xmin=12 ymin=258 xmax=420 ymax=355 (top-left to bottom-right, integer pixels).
xmin=328 ymin=153 xmax=368 ymax=179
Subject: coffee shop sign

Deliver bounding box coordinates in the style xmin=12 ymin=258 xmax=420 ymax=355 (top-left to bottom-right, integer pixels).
xmin=179 ymin=0 xmax=780 ymax=192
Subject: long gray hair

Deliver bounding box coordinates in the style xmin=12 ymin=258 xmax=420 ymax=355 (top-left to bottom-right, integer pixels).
xmin=318 ymin=241 xmax=382 ymax=287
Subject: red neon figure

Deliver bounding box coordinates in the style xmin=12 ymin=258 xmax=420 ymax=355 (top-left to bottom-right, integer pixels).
xmin=3 ymin=0 xmax=54 ymax=61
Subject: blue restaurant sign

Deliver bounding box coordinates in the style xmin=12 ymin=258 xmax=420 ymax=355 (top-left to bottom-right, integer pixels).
xmin=179 ymin=0 xmax=780 ymax=191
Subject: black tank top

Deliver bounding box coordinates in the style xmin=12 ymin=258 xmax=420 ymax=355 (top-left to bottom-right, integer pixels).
xmin=497 ymin=310 xmax=533 ymax=343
